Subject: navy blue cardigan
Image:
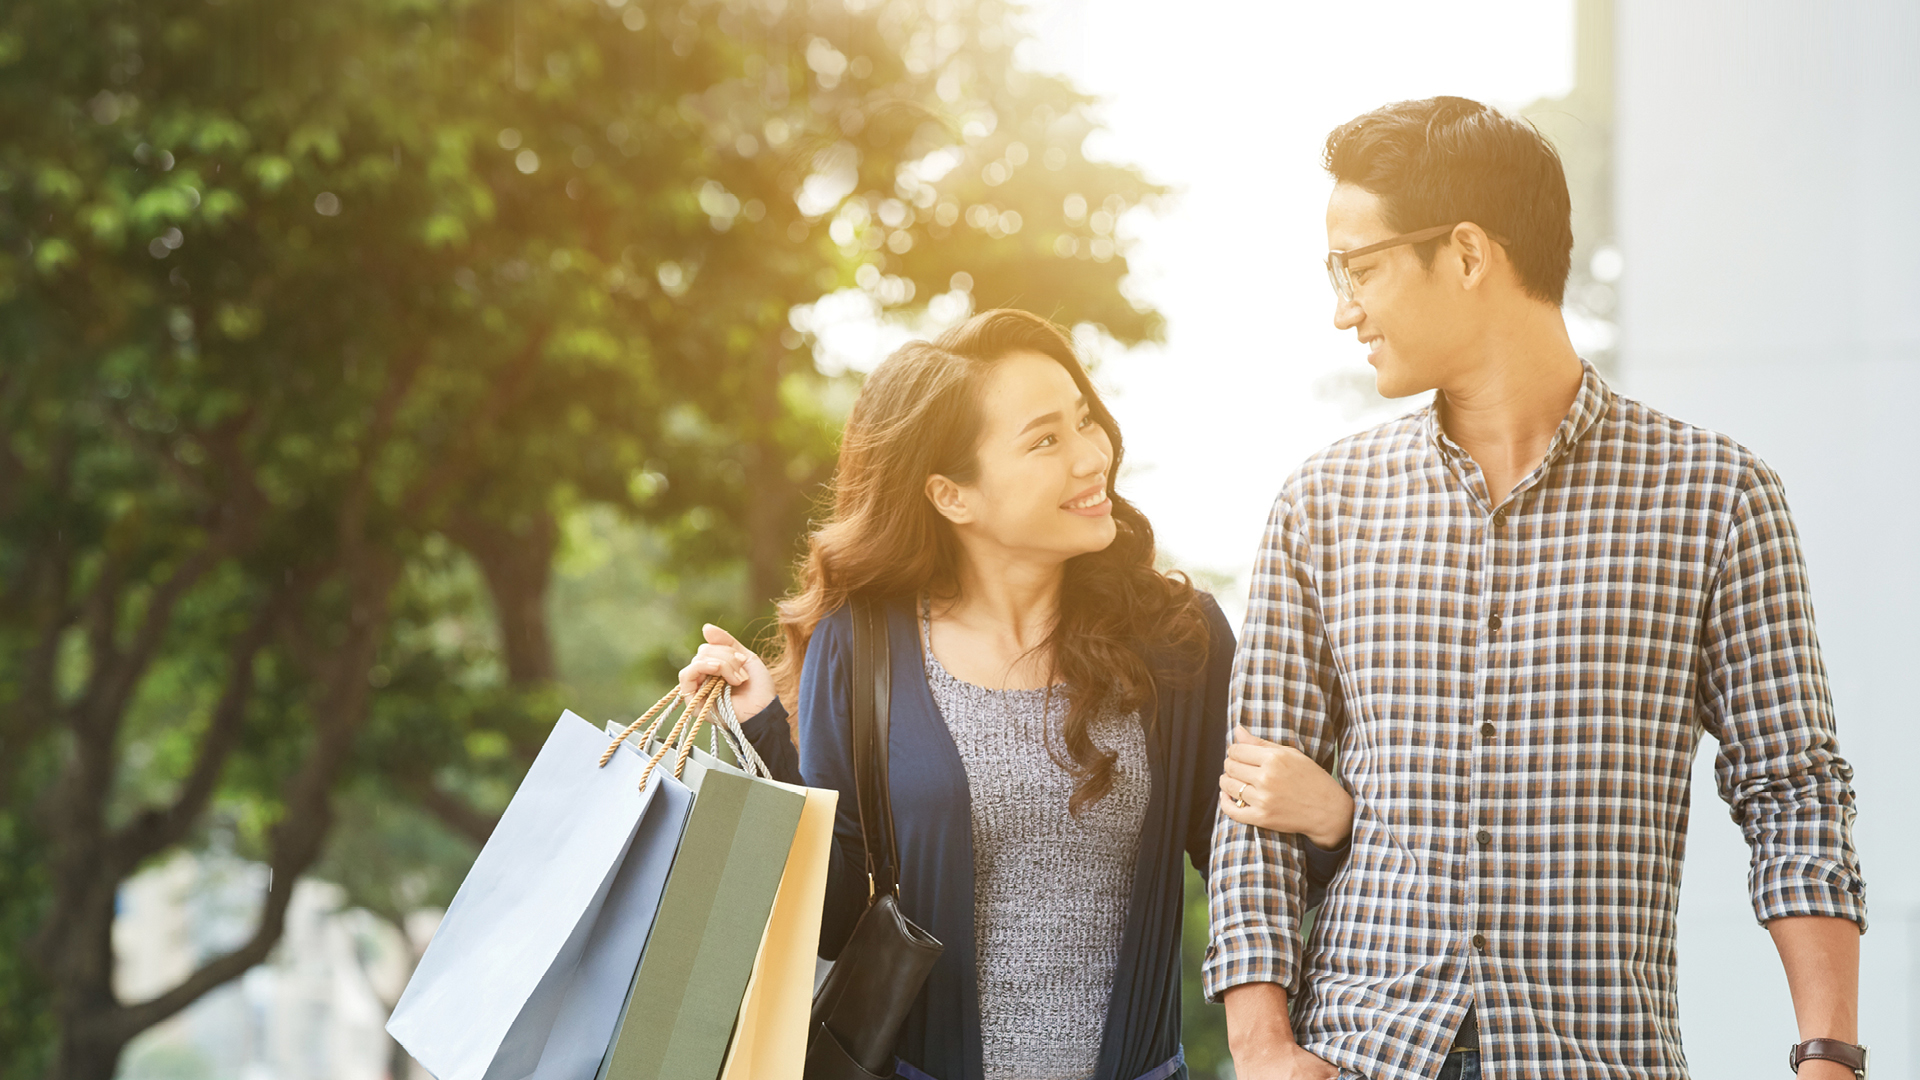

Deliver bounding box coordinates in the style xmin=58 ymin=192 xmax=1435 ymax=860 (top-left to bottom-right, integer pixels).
xmin=742 ymin=593 xmax=1235 ymax=1080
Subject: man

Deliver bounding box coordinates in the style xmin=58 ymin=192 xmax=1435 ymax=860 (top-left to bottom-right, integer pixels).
xmin=1205 ymin=96 xmax=1868 ymax=1080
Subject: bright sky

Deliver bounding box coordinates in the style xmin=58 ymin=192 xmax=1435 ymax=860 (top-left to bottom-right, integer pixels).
xmin=1021 ymin=0 xmax=1577 ymax=614
xmin=810 ymin=1 xmax=1578 ymax=617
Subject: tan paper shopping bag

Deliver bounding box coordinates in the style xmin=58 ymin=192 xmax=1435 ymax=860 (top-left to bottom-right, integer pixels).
xmin=719 ymin=781 xmax=838 ymax=1080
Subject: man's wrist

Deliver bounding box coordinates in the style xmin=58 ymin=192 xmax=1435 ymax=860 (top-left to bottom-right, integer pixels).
xmin=1789 ymin=1039 xmax=1867 ymax=1079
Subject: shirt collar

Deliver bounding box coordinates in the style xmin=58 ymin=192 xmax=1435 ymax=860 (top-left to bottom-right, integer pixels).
xmin=1425 ymin=357 xmax=1613 ymax=468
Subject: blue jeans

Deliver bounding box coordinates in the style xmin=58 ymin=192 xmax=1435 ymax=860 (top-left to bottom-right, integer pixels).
xmin=1435 ymin=1051 xmax=1480 ymax=1080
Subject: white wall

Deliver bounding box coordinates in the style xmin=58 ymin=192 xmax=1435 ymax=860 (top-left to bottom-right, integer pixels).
xmin=1617 ymin=1 xmax=1920 ymax=1076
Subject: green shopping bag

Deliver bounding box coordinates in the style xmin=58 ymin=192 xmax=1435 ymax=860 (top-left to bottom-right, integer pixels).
xmin=597 ymin=681 xmax=806 ymax=1080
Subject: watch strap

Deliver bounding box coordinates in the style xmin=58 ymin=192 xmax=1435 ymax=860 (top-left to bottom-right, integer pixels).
xmin=1789 ymin=1039 xmax=1867 ymax=1077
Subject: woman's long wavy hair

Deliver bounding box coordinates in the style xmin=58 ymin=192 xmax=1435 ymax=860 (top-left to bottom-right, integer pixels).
xmin=770 ymin=309 xmax=1209 ymax=814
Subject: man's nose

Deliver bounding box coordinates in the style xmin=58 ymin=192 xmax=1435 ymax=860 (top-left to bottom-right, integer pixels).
xmin=1333 ymin=297 xmax=1363 ymax=330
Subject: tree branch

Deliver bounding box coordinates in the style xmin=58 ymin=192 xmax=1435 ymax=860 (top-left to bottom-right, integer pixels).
xmin=336 ymin=353 xmax=424 ymax=567
xmin=104 ymin=580 xmax=295 ymax=872
xmin=102 ymin=403 xmax=212 ymax=502
xmin=406 ymin=775 xmax=501 ymax=847
xmin=444 ymin=508 xmax=559 ymax=686
xmin=405 ymin=328 xmax=549 ymax=516
xmin=106 ymin=557 xmax=401 ymax=1041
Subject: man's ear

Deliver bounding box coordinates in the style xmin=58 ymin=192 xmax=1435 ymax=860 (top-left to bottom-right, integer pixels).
xmin=1452 ymin=222 xmax=1497 ymax=291
xmin=925 ymin=474 xmax=973 ymax=525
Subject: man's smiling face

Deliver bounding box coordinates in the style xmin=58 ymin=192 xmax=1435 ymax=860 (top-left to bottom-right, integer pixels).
xmin=1326 ymin=182 xmax=1480 ymax=399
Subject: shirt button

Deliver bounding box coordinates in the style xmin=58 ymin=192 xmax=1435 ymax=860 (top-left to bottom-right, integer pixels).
xmin=1480 ymin=722 xmax=1496 ymax=738
xmin=1476 ymin=829 xmax=1491 ymax=846
xmin=1492 ymin=508 xmax=1508 ymax=526
xmin=1472 ymin=933 xmax=1487 ymax=950
xmin=1488 ymin=612 xmax=1502 ymax=631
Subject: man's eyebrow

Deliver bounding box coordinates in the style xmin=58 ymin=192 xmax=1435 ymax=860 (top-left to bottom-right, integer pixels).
xmin=1017 ymin=395 xmax=1087 ymax=437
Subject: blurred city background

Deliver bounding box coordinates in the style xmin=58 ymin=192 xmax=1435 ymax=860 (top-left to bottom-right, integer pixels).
xmin=1 ymin=0 xmax=1912 ymax=1077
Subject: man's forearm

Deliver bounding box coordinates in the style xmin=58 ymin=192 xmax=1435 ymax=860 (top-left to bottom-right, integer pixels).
xmin=1768 ymin=915 xmax=1861 ymax=1078
xmin=1224 ymin=983 xmax=1338 ymax=1079
xmin=1226 ymin=982 xmax=1297 ymax=1058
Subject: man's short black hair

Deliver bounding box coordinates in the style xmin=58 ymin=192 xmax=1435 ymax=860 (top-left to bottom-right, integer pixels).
xmin=1324 ymin=96 xmax=1573 ymax=306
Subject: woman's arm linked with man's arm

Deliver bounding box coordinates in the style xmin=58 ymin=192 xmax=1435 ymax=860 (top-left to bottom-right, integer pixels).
xmin=1205 ymin=494 xmax=1348 ymax=1080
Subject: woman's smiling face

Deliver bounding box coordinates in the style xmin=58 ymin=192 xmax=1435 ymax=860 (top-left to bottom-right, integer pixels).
xmin=928 ymin=349 xmax=1117 ymax=564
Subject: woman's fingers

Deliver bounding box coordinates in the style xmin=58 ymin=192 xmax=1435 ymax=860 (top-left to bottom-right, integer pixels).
xmin=1234 ymin=724 xmax=1283 ymax=748
xmin=1220 ymin=755 xmax=1262 ymax=788
xmin=687 ymin=644 xmax=752 ymax=686
xmin=677 ymin=624 xmax=761 ymax=702
xmin=1226 ymin=741 xmax=1283 ymax=767
xmin=676 ymin=662 xmax=707 ymax=698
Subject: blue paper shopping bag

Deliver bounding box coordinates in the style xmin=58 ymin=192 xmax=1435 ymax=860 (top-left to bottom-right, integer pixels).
xmin=386 ymin=693 xmax=701 ymax=1080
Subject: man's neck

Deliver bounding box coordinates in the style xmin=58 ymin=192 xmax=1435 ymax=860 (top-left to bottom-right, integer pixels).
xmin=1434 ymin=302 xmax=1586 ymax=507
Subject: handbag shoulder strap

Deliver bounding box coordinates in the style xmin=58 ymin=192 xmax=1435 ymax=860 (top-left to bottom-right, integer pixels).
xmin=849 ymin=595 xmax=899 ymax=897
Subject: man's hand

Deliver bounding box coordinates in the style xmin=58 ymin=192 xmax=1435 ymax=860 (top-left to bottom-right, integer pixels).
xmin=1224 ymin=983 xmax=1340 ymax=1080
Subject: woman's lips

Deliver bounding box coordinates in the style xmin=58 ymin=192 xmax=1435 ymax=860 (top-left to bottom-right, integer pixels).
xmin=1062 ymin=486 xmax=1111 ymax=517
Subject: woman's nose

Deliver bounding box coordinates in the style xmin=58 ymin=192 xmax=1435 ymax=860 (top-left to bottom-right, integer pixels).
xmin=1074 ymin=431 xmax=1112 ymax=476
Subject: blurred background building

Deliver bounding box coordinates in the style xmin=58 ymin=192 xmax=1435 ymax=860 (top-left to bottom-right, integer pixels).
xmin=1616 ymin=0 xmax=1919 ymax=1075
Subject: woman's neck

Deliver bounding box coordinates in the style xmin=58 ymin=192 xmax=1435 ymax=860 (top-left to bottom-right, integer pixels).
xmin=934 ymin=546 xmax=1064 ymax=673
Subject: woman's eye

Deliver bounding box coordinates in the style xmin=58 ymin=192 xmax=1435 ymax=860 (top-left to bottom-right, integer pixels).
xmin=1077 ymin=413 xmax=1096 ymax=429
xmin=1032 ymin=434 xmax=1056 ymax=450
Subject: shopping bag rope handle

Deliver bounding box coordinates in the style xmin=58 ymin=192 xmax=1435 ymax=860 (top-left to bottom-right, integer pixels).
xmin=599 ymin=677 xmax=719 ymax=788
xmin=599 ymin=674 xmax=773 ymax=788
xmin=597 ymin=679 xmax=703 ymax=767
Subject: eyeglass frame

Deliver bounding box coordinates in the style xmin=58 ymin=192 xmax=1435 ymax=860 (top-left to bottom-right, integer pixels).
xmin=1326 ymin=222 xmax=1504 ymax=303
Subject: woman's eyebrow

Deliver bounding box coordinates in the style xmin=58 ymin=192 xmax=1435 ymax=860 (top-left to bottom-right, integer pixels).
xmin=1017 ymin=395 xmax=1087 ymax=436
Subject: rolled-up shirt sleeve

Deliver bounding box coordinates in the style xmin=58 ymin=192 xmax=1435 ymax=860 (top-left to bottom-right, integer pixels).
xmin=1698 ymin=461 xmax=1867 ymax=929
xmin=1204 ymin=492 xmax=1348 ymax=1001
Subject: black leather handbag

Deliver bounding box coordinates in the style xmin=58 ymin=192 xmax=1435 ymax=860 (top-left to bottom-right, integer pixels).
xmin=804 ymin=597 xmax=945 ymax=1080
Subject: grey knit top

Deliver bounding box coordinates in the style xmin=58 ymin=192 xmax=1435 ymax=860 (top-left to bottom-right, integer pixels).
xmin=921 ymin=607 xmax=1150 ymax=1080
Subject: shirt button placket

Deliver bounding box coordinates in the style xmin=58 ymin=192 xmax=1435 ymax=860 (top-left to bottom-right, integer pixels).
xmin=1469 ymin=503 xmax=1506 ymax=1010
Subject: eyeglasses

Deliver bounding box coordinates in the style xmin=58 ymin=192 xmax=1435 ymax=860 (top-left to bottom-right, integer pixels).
xmin=1325 ymin=223 xmax=1461 ymax=303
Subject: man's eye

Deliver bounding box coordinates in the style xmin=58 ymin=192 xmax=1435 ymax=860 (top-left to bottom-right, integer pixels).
xmin=1032 ymin=434 xmax=1056 ymax=450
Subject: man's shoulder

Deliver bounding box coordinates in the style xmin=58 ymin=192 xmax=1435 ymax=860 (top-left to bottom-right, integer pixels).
xmin=1593 ymin=390 xmax=1766 ymax=482
xmin=1280 ymin=405 xmax=1432 ymax=503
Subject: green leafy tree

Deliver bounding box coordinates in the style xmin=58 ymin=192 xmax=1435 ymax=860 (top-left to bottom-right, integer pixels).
xmin=0 ymin=0 xmax=1165 ymax=1075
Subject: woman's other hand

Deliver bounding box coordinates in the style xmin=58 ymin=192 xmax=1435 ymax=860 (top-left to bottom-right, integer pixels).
xmin=677 ymin=624 xmax=777 ymax=719
xmin=1218 ymin=726 xmax=1353 ymax=849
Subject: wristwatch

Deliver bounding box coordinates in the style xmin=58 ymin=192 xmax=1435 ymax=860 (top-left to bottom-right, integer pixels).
xmin=1788 ymin=1039 xmax=1868 ymax=1077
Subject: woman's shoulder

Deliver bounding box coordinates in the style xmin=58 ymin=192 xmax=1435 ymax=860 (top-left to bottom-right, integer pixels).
xmin=1191 ymin=588 xmax=1232 ymax=636
xmin=803 ymin=593 xmax=915 ymax=659
xmin=1135 ymin=585 xmax=1233 ymax=679
xmin=1173 ymin=585 xmax=1236 ymax=650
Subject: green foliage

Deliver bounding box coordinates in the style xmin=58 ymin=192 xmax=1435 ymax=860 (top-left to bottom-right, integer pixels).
xmin=1182 ymin=864 xmax=1229 ymax=1079
xmin=0 ymin=0 xmax=1167 ymax=1070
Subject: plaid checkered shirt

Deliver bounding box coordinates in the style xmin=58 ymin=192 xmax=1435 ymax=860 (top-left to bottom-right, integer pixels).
xmin=1204 ymin=361 xmax=1867 ymax=1080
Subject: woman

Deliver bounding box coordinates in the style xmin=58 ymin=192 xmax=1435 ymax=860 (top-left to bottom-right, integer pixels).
xmin=679 ymin=309 xmax=1350 ymax=1080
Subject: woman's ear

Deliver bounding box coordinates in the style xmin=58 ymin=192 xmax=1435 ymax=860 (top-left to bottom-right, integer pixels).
xmin=925 ymin=474 xmax=973 ymax=525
